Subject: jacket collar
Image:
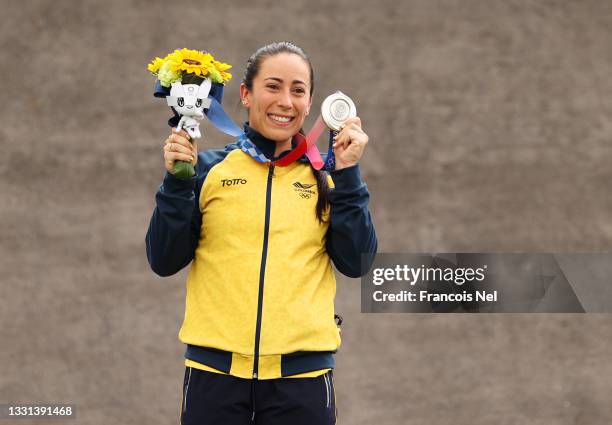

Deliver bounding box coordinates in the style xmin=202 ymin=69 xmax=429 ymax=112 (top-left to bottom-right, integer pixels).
xmin=244 ymin=122 xmax=306 ymax=162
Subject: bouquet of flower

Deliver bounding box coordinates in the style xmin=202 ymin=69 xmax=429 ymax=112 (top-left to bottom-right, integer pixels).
xmin=147 ymin=48 xmax=233 ymax=178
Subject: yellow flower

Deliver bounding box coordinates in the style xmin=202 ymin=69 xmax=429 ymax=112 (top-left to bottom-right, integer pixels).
xmin=213 ymin=60 xmax=233 ymax=83
xmin=147 ymin=56 xmax=165 ymax=74
xmin=166 ymin=48 xmax=214 ymax=77
xmin=214 ymin=60 xmax=232 ymax=72
xmin=148 ymin=48 xmax=234 ymax=85
xmin=220 ymin=70 xmax=233 ymax=82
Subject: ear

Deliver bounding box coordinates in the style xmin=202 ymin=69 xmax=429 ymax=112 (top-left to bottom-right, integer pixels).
xmin=305 ymin=95 xmax=313 ymax=116
xmin=239 ymin=83 xmax=250 ymax=107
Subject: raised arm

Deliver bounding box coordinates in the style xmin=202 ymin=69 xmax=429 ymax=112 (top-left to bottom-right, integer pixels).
xmin=325 ymin=116 xmax=377 ymax=277
xmin=145 ymin=129 xmax=231 ymax=276
xmin=145 ymin=128 xmax=201 ymax=276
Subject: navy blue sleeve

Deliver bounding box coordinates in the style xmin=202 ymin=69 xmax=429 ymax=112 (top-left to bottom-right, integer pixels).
xmin=326 ymin=164 xmax=378 ymax=278
xmin=145 ymin=171 xmax=203 ymax=277
xmin=145 ymin=148 xmax=231 ymax=277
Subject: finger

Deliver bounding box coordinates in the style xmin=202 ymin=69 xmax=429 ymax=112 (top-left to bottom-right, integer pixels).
xmin=169 ymin=133 xmax=191 ymax=148
xmin=166 ymin=151 xmax=194 ymax=163
xmin=348 ymin=129 xmax=368 ymax=148
xmin=167 ymin=140 xmax=193 ymax=156
xmin=333 ymin=131 xmax=351 ymax=151
xmin=342 ymin=116 xmax=362 ymax=129
xmin=332 ymin=131 xmax=345 ymax=150
xmin=342 ymin=122 xmax=366 ymax=137
xmin=335 ymin=128 xmax=366 ymax=151
xmin=334 ymin=126 xmax=359 ymax=148
xmin=348 ymin=123 xmax=366 ymax=135
xmin=172 ymin=127 xmax=190 ymax=139
xmin=334 ymin=122 xmax=361 ymax=144
xmin=333 ymin=125 xmax=350 ymax=144
xmin=170 ymin=130 xmax=191 ymax=150
xmin=164 ymin=141 xmax=198 ymax=158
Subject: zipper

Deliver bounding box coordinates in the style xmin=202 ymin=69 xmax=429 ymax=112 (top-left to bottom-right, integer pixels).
xmin=252 ymin=163 xmax=275 ymax=379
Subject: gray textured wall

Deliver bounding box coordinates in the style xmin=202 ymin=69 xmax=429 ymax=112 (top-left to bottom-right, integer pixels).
xmin=2 ymin=0 xmax=612 ymax=424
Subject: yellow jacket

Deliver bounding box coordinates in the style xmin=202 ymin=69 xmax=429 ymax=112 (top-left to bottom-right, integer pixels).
xmin=146 ymin=124 xmax=377 ymax=379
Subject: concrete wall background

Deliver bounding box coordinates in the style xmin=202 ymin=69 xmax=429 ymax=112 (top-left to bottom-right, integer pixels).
xmin=2 ymin=0 xmax=612 ymax=423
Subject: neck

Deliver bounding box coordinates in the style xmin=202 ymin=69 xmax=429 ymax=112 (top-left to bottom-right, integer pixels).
xmin=274 ymin=138 xmax=292 ymax=157
xmin=244 ymin=123 xmax=299 ymax=160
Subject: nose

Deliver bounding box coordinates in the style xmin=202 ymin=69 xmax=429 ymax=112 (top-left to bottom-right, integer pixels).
xmin=277 ymin=89 xmax=292 ymax=109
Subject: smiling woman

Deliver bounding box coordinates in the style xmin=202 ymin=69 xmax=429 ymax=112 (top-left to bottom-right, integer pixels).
xmin=146 ymin=41 xmax=378 ymax=425
xmin=240 ymin=49 xmax=313 ymax=156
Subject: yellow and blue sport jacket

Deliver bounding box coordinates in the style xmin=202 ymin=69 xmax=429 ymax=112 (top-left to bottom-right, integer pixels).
xmin=146 ymin=124 xmax=377 ymax=379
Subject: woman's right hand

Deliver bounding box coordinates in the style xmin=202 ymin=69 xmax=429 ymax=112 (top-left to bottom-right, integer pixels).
xmin=163 ymin=128 xmax=198 ymax=174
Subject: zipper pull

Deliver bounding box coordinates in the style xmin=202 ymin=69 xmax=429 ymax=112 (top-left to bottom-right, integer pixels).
xmin=253 ymin=372 xmax=258 ymax=379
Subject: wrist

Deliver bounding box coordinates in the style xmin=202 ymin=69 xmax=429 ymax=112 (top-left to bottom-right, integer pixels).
xmin=163 ymin=170 xmax=197 ymax=191
xmin=334 ymin=160 xmax=357 ymax=170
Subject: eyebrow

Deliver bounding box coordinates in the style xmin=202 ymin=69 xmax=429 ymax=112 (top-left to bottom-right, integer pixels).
xmin=264 ymin=77 xmax=307 ymax=85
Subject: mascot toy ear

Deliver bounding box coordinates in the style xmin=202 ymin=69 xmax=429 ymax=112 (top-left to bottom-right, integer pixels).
xmin=197 ymin=78 xmax=212 ymax=98
xmin=197 ymin=79 xmax=212 ymax=109
xmin=165 ymin=82 xmax=185 ymax=107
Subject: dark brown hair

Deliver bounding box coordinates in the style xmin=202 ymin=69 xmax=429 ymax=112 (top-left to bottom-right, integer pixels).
xmin=243 ymin=42 xmax=330 ymax=223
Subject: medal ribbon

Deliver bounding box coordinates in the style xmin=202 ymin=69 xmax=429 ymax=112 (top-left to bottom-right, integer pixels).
xmin=205 ymin=98 xmax=335 ymax=170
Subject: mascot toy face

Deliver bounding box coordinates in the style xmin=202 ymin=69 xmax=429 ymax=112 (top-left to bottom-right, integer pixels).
xmin=166 ymin=79 xmax=212 ymax=119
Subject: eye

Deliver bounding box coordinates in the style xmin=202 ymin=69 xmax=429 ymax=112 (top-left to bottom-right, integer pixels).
xmin=266 ymin=84 xmax=280 ymax=91
xmin=196 ymin=99 xmax=202 ymax=108
xmin=177 ymin=97 xmax=184 ymax=107
xmin=293 ymin=87 xmax=306 ymax=95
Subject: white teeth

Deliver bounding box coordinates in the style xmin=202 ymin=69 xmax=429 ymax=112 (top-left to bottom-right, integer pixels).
xmin=269 ymin=114 xmax=292 ymax=123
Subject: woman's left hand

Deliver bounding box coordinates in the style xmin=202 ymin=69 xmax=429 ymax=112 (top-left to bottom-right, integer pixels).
xmin=332 ymin=117 xmax=369 ymax=170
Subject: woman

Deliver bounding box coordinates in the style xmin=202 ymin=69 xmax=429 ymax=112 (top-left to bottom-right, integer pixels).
xmin=146 ymin=42 xmax=377 ymax=425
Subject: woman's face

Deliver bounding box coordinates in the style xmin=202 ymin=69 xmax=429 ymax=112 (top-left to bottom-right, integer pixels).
xmin=240 ymin=53 xmax=312 ymax=143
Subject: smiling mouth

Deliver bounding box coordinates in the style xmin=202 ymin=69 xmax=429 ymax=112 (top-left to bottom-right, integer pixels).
xmin=268 ymin=114 xmax=295 ymax=124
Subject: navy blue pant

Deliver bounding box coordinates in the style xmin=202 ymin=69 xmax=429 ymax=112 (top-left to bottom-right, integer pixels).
xmin=180 ymin=367 xmax=337 ymax=425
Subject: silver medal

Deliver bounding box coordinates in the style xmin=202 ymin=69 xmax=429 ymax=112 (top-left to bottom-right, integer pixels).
xmin=321 ymin=91 xmax=357 ymax=131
